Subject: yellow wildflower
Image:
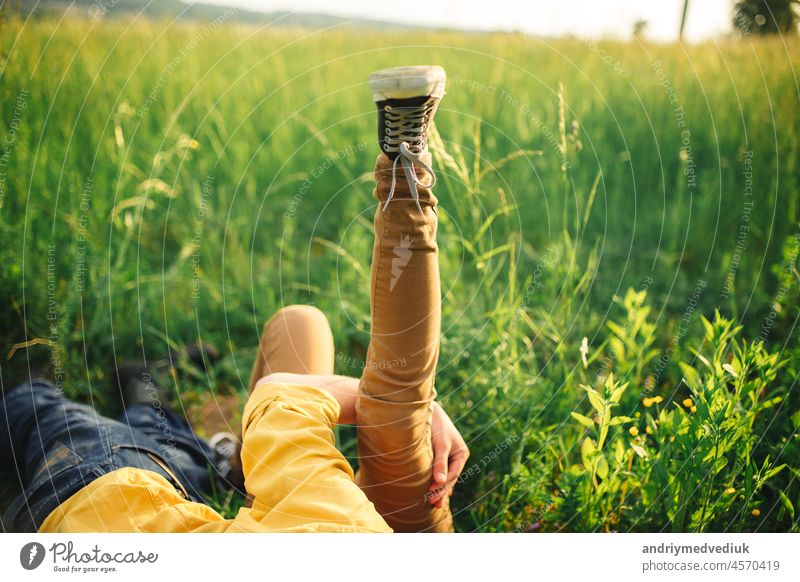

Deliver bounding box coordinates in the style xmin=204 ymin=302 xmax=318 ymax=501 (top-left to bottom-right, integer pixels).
xmin=725 ymin=487 xmax=736 ymax=494
xmin=683 ymin=398 xmax=693 ymax=407
xmin=751 ymin=509 xmax=761 ymax=517
xmin=691 ymin=406 xmax=697 ymax=413
xmin=653 ymin=395 xmax=664 ymax=404
xmin=629 ymin=426 xmax=639 ymax=437
xmin=645 ymin=426 xmax=653 ymax=435
xmin=643 ymin=397 xmax=653 ymax=408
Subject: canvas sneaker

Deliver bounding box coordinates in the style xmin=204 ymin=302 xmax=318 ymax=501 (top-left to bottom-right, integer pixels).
xmin=368 ymin=65 xmax=446 ymax=211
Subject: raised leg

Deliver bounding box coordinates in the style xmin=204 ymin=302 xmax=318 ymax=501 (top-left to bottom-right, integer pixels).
xmin=356 ymin=152 xmax=453 ymax=532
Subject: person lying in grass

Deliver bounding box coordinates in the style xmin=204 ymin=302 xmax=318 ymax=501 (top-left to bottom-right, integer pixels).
xmin=0 ymin=65 xmax=468 ymax=533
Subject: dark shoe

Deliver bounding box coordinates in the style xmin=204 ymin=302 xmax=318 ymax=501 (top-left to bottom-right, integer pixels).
xmin=112 ymin=362 xmax=168 ymax=410
xmin=208 ymin=432 xmax=245 ymax=493
xmin=370 ymin=65 xmax=446 ymax=159
xmin=368 ymin=65 xmax=446 ymax=210
xmin=154 ymin=342 xmax=219 ymax=375
xmin=111 ymin=342 xmax=218 ymax=410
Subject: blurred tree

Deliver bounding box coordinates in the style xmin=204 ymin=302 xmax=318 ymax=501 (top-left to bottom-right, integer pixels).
xmin=733 ymin=0 xmax=799 ymax=35
xmin=633 ymin=19 xmax=648 ymax=39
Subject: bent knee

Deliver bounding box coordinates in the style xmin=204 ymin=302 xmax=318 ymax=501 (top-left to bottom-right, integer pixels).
xmin=263 ymin=304 xmax=329 ymax=332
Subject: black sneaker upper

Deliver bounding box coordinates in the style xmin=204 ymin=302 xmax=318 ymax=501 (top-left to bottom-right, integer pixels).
xmin=375 ymin=95 xmax=439 ymax=160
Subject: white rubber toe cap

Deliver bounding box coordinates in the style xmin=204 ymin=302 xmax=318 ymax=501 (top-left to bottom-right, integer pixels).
xmin=368 ymin=65 xmax=446 ymax=102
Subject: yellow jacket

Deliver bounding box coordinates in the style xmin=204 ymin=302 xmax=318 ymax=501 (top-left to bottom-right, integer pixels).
xmin=40 ymin=383 xmax=392 ymax=533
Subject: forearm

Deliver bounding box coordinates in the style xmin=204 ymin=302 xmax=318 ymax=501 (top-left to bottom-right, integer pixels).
xmin=257 ymin=372 xmax=451 ymax=432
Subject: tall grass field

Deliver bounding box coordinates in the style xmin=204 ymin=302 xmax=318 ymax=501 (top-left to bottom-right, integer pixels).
xmin=1 ymin=14 xmax=799 ymax=532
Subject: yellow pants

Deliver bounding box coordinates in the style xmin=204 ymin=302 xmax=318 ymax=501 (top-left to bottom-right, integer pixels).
xmin=41 ymin=154 xmax=451 ymax=533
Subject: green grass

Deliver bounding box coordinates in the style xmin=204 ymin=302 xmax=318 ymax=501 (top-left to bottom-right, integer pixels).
xmin=1 ymin=15 xmax=799 ymax=532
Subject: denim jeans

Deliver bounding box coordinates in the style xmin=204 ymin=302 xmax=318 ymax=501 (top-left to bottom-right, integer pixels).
xmin=1 ymin=380 xmax=217 ymax=532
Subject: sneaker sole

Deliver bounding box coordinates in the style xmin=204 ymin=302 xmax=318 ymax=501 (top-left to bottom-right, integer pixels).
xmin=368 ymin=65 xmax=446 ymax=102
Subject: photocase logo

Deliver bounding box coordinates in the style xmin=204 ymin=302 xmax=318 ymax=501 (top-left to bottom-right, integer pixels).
xmin=20 ymin=542 xmax=46 ymax=570
xmin=390 ymin=235 xmax=413 ymax=291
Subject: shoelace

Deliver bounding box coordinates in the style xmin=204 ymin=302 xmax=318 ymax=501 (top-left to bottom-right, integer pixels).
xmin=382 ymin=100 xmax=437 ymax=213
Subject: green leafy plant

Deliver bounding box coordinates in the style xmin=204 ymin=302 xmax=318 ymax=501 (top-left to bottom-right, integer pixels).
xmin=567 ymin=373 xmax=636 ymax=530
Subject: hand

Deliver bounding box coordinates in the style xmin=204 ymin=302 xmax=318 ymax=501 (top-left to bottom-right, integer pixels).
xmin=427 ymin=402 xmax=469 ymax=507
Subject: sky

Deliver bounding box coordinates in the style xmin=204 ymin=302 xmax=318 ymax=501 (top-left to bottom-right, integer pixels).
xmin=190 ymin=0 xmax=736 ymax=42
